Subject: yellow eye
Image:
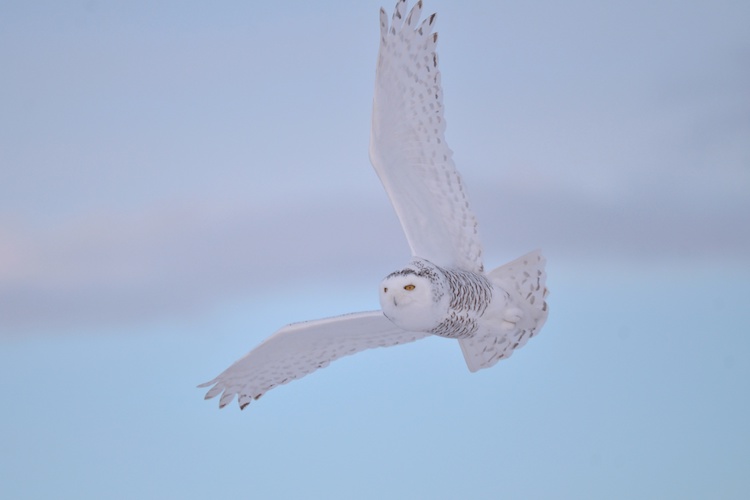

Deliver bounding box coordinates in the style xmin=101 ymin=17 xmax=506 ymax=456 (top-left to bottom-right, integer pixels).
xmin=404 ymin=284 xmax=416 ymax=291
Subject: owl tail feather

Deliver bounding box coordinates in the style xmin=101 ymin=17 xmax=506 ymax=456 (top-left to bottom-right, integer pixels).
xmin=458 ymin=250 xmax=549 ymax=372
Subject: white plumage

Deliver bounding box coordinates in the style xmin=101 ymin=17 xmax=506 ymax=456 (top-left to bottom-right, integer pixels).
xmin=370 ymin=0 xmax=482 ymax=274
xmin=199 ymin=0 xmax=548 ymax=410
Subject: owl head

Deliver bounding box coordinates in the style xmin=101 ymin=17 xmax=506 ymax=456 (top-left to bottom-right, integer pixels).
xmin=379 ymin=259 xmax=444 ymax=332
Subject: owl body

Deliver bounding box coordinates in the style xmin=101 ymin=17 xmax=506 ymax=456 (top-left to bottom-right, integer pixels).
xmin=380 ymin=258 xmax=514 ymax=340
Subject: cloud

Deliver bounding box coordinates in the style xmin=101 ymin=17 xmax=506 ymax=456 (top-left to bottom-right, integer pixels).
xmin=1 ymin=165 xmax=747 ymax=334
xmin=0 ymin=196 xmax=404 ymax=333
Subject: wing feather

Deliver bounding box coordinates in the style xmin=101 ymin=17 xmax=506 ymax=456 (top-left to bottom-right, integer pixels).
xmin=370 ymin=0 xmax=483 ymax=273
xmin=198 ymin=311 xmax=428 ymax=409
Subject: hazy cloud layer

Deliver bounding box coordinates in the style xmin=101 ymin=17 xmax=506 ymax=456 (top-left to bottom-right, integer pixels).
xmin=1 ymin=179 xmax=747 ymax=332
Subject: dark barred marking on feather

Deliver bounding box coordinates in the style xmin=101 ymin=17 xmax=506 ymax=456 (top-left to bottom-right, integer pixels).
xmin=431 ymin=266 xmax=493 ymax=339
xmin=431 ymin=310 xmax=477 ymax=338
xmin=442 ymin=267 xmax=492 ymax=314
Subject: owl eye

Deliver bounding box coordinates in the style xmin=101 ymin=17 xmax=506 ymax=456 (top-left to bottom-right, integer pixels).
xmin=404 ymin=284 xmax=416 ymax=291
xmin=383 ymin=287 xmax=388 ymax=293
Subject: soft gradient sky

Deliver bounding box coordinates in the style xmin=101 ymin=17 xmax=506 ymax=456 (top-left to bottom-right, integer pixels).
xmin=2 ymin=0 xmax=749 ymax=498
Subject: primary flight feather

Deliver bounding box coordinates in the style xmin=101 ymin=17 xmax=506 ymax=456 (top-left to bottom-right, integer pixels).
xmin=199 ymin=0 xmax=548 ymax=410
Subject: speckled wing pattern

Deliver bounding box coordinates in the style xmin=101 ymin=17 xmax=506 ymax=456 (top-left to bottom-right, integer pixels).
xmin=199 ymin=312 xmax=428 ymax=409
xmin=370 ymin=0 xmax=483 ymax=273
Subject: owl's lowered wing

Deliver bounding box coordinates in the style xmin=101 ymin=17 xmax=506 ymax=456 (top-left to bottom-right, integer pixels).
xmin=199 ymin=311 xmax=428 ymax=409
xmin=370 ymin=0 xmax=483 ymax=273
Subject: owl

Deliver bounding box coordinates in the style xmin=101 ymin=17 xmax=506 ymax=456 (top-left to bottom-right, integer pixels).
xmin=199 ymin=0 xmax=548 ymax=410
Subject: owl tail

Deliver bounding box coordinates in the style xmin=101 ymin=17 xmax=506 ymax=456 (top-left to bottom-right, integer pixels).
xmin=458 ymin=250 xmax=549 ymax=372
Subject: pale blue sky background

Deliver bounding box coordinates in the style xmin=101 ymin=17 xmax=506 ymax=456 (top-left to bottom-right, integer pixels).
xmin=1 ymin=0 xmax=749 ymax=498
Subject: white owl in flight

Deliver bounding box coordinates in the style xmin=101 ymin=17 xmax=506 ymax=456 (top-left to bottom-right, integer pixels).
xmin=199 ymin=0 xmax=549 ymax=410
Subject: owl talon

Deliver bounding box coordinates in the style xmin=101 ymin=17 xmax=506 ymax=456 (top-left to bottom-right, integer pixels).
xmin=501 ymin=320 xmax=516 ymax=331
xmin=499 ymin=308 xmax=523 ymax=331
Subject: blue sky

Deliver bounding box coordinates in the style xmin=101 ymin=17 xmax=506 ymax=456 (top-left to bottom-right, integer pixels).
xmin=1 ymin=0 xmax=749 ymax=498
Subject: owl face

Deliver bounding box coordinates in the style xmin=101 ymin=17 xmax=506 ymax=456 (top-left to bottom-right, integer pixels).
xmin=379 ymin=269 xmax=440 ymax=332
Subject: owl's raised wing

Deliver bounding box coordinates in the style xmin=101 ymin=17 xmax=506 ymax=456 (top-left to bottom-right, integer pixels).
xmin=199 ymin=311 xmax=428 ymax=409
xmin=370 ymin=0 xmax=483 ymax=273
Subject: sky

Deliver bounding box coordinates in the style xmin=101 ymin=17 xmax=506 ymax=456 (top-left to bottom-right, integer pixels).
xmin=1 ymin=0 xmax=749 ymax=498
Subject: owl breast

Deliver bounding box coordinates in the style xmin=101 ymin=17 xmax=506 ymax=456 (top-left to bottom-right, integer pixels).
xmin=429 ymin=267 xmax=494 ymax=339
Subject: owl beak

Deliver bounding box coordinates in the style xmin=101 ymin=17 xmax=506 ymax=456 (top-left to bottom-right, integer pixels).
xmin=393 ymin=297 xmax=398 ymax=307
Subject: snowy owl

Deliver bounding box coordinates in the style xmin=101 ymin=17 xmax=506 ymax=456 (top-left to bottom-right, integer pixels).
xmin=199 ymin=0 xmax=548 ymax=410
